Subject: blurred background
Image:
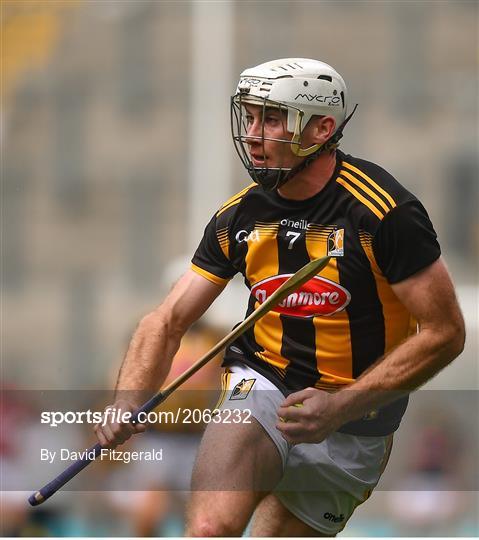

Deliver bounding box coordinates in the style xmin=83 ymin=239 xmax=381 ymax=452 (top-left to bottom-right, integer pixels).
xmin=1 ymin=0 xmax=478 ymax=536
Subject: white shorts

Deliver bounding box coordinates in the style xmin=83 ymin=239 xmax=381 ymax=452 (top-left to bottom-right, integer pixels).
xmin=217 ymin=362 xmax=393 ymax=535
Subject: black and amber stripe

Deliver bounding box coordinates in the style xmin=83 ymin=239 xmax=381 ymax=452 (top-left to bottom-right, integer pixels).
xmin=336 ymin=232 xmax=386 ymax=378
xmin=276 ymin=222 xmax=321 ymax=390
xmin=306 ymin=224 xmax=335 ymax=261
xmin=216 ymin=227 xmax=230 ymax=259
xmin=305 ymin=233 xmax=355 ymax=385
xmin=255 ymin=221 xmax=280 ymax=238
xmin=336 ymin=161 xmax=396 ymax=220
xmin=216 ymin=183 xmax=256 ymax=218
xmin=359 ymin=230 xmax=417 ymax=354
xmin=191 ymin=264 xmax=230 ymax=286
xmin=306 ymin=224 xmax=335 ymax=243
xmin=245 ymin=222 xmax=280 ymax=286
xmin=244 ymin=221 xmax=286 ymax=371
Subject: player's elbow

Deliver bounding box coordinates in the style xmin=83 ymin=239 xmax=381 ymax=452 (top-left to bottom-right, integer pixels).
xmin=440 ymin=315 xmax=466 ymax=363
xmin=138 ymin=307 xmax=184 ymax=340
xmin=449 ymin=319 xmax=466 ymax=359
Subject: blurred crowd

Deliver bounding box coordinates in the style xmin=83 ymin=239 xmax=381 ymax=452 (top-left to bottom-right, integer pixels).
xmin=1 ymin=324 xmax=222 ymax=536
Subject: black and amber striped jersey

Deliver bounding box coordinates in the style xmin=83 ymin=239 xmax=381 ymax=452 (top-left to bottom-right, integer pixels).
xmin=191 ymin=150 xmax=441 ymax=435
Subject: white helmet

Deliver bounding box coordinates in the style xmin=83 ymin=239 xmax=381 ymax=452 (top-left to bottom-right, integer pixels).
xmin=231 ymin=58 xmax=354 ymax=190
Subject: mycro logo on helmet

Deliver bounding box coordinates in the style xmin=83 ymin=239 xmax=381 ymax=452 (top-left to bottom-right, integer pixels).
xmin=323 ymin=512 xmax=344 ymax=523
xmin=238 ymin=78 xmax=262 ymax=93
xmin=294 ymin=94 xmax=341 ymax=106
xmin=241 ymin=78 xmax=261 ymax=86
xmin=251 ymin=274 xmax=351 ymax=318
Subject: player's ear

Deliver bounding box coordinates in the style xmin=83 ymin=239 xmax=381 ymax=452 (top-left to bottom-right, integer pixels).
xmin=310 ymin=116 xmax=336 ymax=144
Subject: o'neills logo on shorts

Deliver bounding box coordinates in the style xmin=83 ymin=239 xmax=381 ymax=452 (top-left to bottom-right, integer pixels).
xmin=251 ymin=274 xmax=351 ymax=317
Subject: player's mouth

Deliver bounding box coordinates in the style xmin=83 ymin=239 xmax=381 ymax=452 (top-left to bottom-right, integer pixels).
xmin=250 ymin=153 xmax=268 ymax=167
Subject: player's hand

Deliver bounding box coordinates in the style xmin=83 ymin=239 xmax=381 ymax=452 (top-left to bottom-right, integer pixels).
xmin=94 ymin=399 xmax=146 ymax=448
xmin=276 ymin=387 xmax=345 ymax=444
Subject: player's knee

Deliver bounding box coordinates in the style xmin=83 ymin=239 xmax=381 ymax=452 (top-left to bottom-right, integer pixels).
xmin=186 ymin=515 xmax=242 ymax=537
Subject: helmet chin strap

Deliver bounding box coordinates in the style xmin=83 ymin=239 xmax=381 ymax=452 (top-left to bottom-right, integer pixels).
xmin=252 ymin=104 xmax=358 ymax=191
xmin=248 ymin=165 xmax=291 ymax=191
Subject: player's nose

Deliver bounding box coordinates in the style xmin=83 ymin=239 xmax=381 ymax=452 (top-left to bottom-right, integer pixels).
xmin=244 ymin=118 xmax=262 ymax=145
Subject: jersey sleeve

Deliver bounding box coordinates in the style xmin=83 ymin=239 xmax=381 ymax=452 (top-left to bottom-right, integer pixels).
xmin=191 ymin=214 xmax=237 ymax=286
xmin=372 ymin=200 xmax=441 ymax=284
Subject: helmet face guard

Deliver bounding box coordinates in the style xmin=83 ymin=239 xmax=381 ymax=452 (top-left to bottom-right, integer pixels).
xmin=231 ymin=93 xmax=301 ymax=191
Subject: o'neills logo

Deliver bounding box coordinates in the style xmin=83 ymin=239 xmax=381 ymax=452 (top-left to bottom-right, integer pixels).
xmin=251 ymin=274 xmax=351 ymax=317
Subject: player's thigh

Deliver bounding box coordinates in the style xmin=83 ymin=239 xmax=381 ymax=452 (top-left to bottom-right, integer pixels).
xmin=252 ymin=493 xmax=334 ymax=537
xmin=190 ymin=415 xmax=283 ymax=491
xmin=186 ymin=417 xmax=283 ymax=534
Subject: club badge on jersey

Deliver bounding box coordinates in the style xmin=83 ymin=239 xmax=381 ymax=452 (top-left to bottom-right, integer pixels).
xmin=328 ymin=228 xmax=345 ymax=257
xmin=229 ymin=378 xmax=256 ymax=400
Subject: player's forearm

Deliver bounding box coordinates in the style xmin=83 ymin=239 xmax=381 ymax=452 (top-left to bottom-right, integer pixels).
xmin=333 ymin=323 xmax=465 ymax=424
xmin=114 ymin=311 xmax=184 ymax=406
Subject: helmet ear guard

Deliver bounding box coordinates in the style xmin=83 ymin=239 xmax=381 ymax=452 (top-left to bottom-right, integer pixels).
xmin=290 ymin=111 xmax=321 ymax=158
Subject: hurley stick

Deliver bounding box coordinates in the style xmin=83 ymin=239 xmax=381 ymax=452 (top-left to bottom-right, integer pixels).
xmin=28 ymin=255 xmax=330 ymax=506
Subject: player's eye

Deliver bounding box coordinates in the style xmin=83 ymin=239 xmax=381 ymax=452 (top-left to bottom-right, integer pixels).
xmin=265 ymin=115 xmax=280 ymax=125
